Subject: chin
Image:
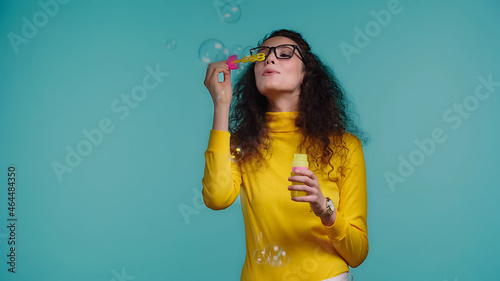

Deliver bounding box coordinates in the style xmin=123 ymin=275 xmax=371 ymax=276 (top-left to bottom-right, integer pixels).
xmin=257 ymin=83 xmax=282 ymax=94
xmin=259 ymin=89 xmax=286 ymax=99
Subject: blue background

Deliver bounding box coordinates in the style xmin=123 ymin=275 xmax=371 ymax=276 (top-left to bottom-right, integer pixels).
xmin=1 ymin=0 xmax=499 ymax=280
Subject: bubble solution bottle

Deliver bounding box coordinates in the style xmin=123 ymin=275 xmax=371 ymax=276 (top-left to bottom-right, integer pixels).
xmin=290 ymin=154 xmax=309 ymax=197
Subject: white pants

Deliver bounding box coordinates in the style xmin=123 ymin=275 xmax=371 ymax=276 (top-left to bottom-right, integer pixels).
xmin=322 ymin=271 xmax=352 ymax=281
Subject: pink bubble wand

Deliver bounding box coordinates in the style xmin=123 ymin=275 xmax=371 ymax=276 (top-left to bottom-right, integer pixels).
xmin=227 ymin=53 xmax=266 ymax=70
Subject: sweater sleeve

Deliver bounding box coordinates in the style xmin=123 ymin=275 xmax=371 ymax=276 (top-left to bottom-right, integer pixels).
xmin=323 ymin=135 xmax=368 ymax=268
xmin=202 ymin=130 xmax=242 ymax=210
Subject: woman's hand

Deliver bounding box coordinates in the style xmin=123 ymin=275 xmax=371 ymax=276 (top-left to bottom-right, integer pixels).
xmin=204 ymin=60 xmax=233 ymax=107
xmin=288 ymin=169 xmax=336 ymax=225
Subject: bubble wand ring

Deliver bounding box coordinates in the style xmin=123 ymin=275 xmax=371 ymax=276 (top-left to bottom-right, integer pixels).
xmin=227 ymin=53 xmax=266 ymax=70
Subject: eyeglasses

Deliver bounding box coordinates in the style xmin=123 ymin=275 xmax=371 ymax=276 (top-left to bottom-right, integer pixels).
xmin=249 ymin=44 xmax=305 ymax=62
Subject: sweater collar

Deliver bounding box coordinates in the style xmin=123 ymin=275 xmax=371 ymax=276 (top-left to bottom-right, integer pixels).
xmin=265 ymin=111 xmax=300 ymax=133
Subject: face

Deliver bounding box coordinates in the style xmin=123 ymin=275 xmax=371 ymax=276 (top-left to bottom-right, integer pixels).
xmin=254 ymin=36 xmax=306 ymax=99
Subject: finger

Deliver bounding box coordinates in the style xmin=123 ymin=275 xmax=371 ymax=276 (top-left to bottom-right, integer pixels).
xmin=294 ymin=169 xmax=320 ymax=184
xmin=208 ymin=68 xmax=221 ymax=83
xmin=204 ymin=65 xmax=213 ymax=85
xmin=207 ymin=69 xmax=226 ymax=88
xmin=207 ymin=61 xmax=230 ymax=72
xmin=293 ymin=169 xmax=315 ymax=178
xmin=206 ymin=61 xmax=228 ymax=73
xmin=288 ymin=175 xmax=313 ymax=186
xmin=222 ymin=67 xmax=231 ymax=82
xmin=205 ymin=64 xmax=221 ymax=80
xmin=290 ymin=195 xmax=316 ymax=202
xmin=288 ymin=184 xmax=313 ymax=194
xmin=209 ymin=64 xmax=230 ymax=82
xmin=205 ymin=63 xmax=215 ymax=76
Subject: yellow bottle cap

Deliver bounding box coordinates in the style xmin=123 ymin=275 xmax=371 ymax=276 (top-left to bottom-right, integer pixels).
xmin=292 ymin=153 xmax=308 ymax=168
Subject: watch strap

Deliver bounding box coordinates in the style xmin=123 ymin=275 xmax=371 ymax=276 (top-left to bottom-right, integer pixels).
xmin=314 ymin=197 xmax=334 ymax=217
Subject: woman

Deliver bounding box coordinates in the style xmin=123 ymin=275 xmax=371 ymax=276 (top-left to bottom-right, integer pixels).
xmin=202 ymin=29 xmax=368 ymax=281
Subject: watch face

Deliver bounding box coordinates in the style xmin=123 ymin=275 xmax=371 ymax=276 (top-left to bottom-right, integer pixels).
xmin=327 ymin=198 xmax=334 ymax=210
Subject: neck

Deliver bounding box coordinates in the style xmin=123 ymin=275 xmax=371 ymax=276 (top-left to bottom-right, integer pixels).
xmin=266 ymin=92 xmax=300 ymax=112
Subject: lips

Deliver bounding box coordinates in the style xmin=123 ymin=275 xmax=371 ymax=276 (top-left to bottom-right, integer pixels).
xmin=262 ymin=69 xmax=279 ymax=76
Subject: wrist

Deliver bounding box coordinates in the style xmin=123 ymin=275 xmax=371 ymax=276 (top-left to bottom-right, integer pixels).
xmin=314 ymin=197 xmax=336 ymax=226
xmin=212 ymin=106 xmax=230 ymax=131
xmin=214 ymin=101 xmax=231 ymax=110
xmin=321 ymin=208 xmax=336 ymax=227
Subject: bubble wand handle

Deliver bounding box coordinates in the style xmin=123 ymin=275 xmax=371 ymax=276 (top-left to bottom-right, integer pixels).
xmin=227 ymin=53 xmax=266 ymax=70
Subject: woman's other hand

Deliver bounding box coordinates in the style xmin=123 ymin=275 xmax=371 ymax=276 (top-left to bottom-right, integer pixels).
xmin=288 ymin=169 xmax=336 ymax=226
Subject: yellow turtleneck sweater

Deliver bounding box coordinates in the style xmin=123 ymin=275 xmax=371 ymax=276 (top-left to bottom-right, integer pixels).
xmin=202 ymin=112 xmax=368 ymax=281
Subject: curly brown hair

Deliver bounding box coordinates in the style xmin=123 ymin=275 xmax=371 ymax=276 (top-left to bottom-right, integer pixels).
xmin=229 ymin=29 xmax=367 ymax=175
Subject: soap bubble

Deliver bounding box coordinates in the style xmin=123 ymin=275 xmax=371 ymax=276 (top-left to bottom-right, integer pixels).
xmin=199 ymin=39 xmax=229 ymax=64
xmin=221 ymin=3 xmax=241 ymax=23
xmin=165 ymin=39 xmax=177 ymax=51
xmin=253 ymin=248 xmax=269 ymax=264
xmin=268 ymin=244 xmax=290 ymax=267
xmin=230 ymin=45 xmax=243 ymax=57
xmin=229 ymin=145 xmax=244 ymax=162
xmin=242 ymin=46 xmax=254 ymax=56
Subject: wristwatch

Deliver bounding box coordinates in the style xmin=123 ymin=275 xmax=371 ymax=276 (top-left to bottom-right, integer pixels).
xmin=314 ymin=197 xmax=335 ymax=217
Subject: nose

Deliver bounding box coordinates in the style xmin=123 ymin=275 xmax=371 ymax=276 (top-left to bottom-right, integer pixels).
xmin=264 ymin=47 xmax=276 ymax=65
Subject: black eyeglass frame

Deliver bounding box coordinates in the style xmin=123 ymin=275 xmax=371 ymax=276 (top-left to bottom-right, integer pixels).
xmin=249 ymin=44 xmax=306 ymax=63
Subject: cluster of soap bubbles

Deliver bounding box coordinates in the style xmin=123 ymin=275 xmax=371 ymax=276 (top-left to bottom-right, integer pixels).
xmin=252 ymin=232 xmax=290 ymax=266
xmin=198 ymin=39 xmax=253 ymax=83
xmin=166 ymin=0 xmax=245 ymax=64
xmin=198 ymin=1 xmax=251 ymax=70
xmin=253 ymin=244 xmax=290 ymax=267
xmin=198 ymin=39 xmax=252 ymax=64
xmin=229 ymin=145 xmax=244 ymax=162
